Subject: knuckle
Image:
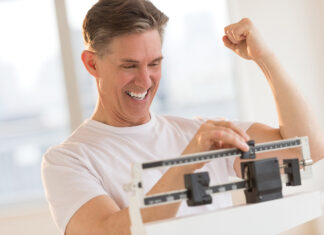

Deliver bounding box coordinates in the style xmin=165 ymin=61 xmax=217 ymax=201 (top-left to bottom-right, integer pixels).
xmin=225 ymin=27 xmax=232 ymax=35
xmin=200 ymin=124 xmax=211 ymax=131
xmin=197 ymin=134 xmax=203 ymax=143
xmin=224 ymin=120 xmax=232 ymax=126
xmin=227 ymin=121 xmax=238 ymax=130
xmin=223 ymin=121 xmax=232 ymax=128
xmin=241 ymin=17 xmax=251 ymax=24
xmin=222 ymin=126 xmax=231 ymax=133
xmin=206 ymin=120 xmax=213 ymax=124
xmin=200 ymin=122 xmax=209 ymax=129
xmin=195 ymin=131 xmax=206 ymax=144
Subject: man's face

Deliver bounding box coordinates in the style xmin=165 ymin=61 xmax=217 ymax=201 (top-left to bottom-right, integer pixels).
xmin=95 ymin=30 xmax=163 ymax=126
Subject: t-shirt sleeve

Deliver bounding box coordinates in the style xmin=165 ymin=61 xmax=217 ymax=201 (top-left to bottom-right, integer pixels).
xmin=41 ymin=146 xmax=107 ymax=234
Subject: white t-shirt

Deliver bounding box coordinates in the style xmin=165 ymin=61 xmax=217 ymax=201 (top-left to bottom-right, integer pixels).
xmin=41 ymin=113 xmax=252 ymax=234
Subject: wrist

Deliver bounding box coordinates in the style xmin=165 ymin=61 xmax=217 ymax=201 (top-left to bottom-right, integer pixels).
xmin=254 ymin=51 xmax=276 ymax=65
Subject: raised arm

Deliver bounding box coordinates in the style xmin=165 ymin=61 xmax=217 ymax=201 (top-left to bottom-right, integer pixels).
xmin=222 ymin=18 xmax=324 ymax=172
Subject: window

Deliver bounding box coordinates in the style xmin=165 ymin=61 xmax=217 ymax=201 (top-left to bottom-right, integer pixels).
xmin=66 ymin=0 xmax=238 ymax=120
xmin=151 ymin=0 xmax=238 ymax=118
xmin=0 ymin=0 xmax=69 ymax=204
xmin=0 ymin=0 xmax=238 ymax=206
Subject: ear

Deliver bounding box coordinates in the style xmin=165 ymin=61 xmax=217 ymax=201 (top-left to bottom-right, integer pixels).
xmin=81 ymin=50 xmax=99 ymax=78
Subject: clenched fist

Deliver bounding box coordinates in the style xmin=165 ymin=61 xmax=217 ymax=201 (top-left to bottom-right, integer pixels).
xmin=223 ymin=18 xmax=273 ymax=61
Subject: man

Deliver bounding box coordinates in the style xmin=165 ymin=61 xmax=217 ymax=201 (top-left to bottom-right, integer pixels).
xmin=42 ymin=0 xmax=324 ymax=235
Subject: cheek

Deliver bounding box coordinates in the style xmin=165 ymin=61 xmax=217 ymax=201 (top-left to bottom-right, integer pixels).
xmin=117 ymin=71 xmax=136 ymax=89
xmin=98 ymin=70 xmax=131 ymax=94
xmin=151 ymin=69 xmax=162 ymax=83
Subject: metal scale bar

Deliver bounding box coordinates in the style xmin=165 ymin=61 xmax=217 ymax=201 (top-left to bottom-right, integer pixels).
xmin=142 ymin=138 xmax=302 ymax=170
xmin=126 ymin=136 xmax=312 ymax=235
xmin=141 ymin=137 xmax=310 ymax=207
xmin=144 ymin=180 xmax=248 ymax=207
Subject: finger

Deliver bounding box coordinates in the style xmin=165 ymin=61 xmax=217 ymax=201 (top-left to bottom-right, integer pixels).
xmin=209 ymin=130 xmax=249 ymax=152
xmin=206 ymin=120 xmax=250 ymax=141
xmin=214 ymin=140 xmax=223 ymax=149
xmin=214 ymin=142 xmax=235 ymax=150
xmin=230 ymin=28 xmax=240 ymax=44
xmin=200 ymin=127 xmax=247 ymax=150
xmin=224 ymin=25 xmax=237 ymax=44
xmin=231 ymin=27 xmax=243 ymax=43
xmin=216 ymin=126 xmax=247 ymax=144
xmin=232 ymin=18 xmax=253 ymax=42
xmin=222 ymin=35 xmax=236 ymax=51
xmin=221 ymin=143 xmax=235 ymax=149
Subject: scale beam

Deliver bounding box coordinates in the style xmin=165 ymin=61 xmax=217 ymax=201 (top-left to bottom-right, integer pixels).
xmin=125 ymin=136 xmax=313 ymax=235
xmin=142 ymin=137 xmax=307 ymax=170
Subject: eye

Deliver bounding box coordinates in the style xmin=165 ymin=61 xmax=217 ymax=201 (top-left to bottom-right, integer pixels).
xmin=149 ymin=61 xmax=161 ymax=67
xmin=121 ymin=64 xmax=136 ymax=69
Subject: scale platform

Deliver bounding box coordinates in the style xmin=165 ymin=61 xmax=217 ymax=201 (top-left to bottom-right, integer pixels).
xmin=144 ymin=191 xmax=322 ymax=235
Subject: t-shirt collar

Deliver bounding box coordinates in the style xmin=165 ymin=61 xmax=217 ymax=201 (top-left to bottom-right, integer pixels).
xmin=85 ymin=112 xmax=156 ymax=135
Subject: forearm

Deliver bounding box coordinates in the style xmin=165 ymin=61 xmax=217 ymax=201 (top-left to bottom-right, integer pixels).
xmin=142 ymin=165 xmax=196 ymax=221
xmin=255 ymin=54 xmax=324 ymax=162
xmin=101 ymin=165 xmax=196 ymax=235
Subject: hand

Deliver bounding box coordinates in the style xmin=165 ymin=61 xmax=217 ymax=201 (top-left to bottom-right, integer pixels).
xmin=182 ymin=120 xmax=250 ymax=170
xmin=223 ymin=18 xmax=273 ymax=61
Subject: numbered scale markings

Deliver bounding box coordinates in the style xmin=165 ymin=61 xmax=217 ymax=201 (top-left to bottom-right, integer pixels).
xmin=144 ymin=180 xmax=247 ymax=207
xmin=142 ymin=138 xmax=301 ymax=170
xmin=142 ymin=138 xmax=303 ymax=207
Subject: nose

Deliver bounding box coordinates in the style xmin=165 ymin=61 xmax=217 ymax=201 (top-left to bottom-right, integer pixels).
xmin=134 ymin=65 xmax=152 ymax=89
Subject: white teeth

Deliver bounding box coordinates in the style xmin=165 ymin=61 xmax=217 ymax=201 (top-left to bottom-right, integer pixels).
xmin=126 ymin=91 xmax=148 ymax=100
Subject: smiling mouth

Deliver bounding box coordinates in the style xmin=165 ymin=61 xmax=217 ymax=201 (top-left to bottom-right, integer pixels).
xmin=125 ymin=89 xmax=149 ymax=100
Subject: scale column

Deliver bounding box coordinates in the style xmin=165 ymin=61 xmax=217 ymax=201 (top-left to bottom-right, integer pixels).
xmin=126 ymin=163 xmax=146 ymax=235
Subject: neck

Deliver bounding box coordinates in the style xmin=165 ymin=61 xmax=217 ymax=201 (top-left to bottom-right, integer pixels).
xmin=91 ymin=99 xmax=151 ymax=127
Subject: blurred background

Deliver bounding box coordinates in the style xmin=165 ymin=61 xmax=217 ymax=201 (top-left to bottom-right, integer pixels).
xmin=0 ymin=0 xmax=323 ymax=234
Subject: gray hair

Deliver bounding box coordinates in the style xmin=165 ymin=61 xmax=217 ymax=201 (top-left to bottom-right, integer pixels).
xmin=82 ymin=0 xmax=169 ymax=57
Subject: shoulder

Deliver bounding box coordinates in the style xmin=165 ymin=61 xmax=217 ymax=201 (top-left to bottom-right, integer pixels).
xmin=41 ymin=143 xmax=88 ymax=179
xmin=42 ymin=120 xmax=98 ymax=168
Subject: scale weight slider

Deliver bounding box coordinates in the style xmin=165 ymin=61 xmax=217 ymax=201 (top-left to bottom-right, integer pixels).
xmin=240 ymin=140 xmax=256 ymax=159
xmin=241 ymin=158 xmax=283 ymax=203
xmin=184 ymin=172 xmax=212 ymax=206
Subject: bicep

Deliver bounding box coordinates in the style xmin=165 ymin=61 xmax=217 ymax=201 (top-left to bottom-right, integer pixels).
xmin=247 ymin=122 xmax=283 ymax=143
xmin=234 ymin=122 xmax=300 ymax=176
xmin=66 ymin=195 xmax=122 ymax=235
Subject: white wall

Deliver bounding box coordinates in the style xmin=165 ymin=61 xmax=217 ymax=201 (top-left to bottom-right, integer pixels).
xmin=229 ymin=0 xmax=324 ymax=127
xmin=228 ymin=0 xmax=324 ymax=233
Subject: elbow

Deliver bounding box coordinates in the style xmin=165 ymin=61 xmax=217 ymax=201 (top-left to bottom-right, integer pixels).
xmin=309 ymin=134 xmax=324 ymax=164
